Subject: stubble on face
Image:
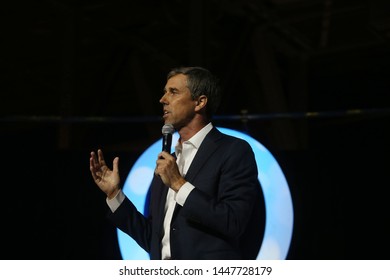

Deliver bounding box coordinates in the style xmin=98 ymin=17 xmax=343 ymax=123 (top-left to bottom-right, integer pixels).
xmin=161 ymin=74 xmax=197 ymax=130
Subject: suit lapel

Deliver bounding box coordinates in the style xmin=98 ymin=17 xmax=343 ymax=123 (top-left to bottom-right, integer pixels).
xmin=184 ymin=127 xmax=222 ymax=183
xmin=170 ymin=128 xmax=222 ymax=221
xmin=170 ymin=128 xmax=224 ymax=223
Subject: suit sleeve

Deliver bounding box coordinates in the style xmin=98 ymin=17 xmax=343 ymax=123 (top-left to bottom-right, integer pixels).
xmin=107 ymin=196 xmax=152 ymax=253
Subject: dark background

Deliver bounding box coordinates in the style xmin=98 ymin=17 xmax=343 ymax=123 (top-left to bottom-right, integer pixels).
xmin=1 ymin=0 xmax=389 ymax=260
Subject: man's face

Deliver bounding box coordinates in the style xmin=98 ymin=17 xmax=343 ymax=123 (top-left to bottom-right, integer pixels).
xmin=160 ymin=74 xmax=198 ymax=129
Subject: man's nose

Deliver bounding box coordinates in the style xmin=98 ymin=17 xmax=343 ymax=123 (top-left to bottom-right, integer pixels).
xmin=160 ymin=93 xmax=168 ymax=104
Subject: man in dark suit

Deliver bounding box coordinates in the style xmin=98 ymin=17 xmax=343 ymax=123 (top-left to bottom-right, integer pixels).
xmin=90 ymin=66 xmax=265 ymax=259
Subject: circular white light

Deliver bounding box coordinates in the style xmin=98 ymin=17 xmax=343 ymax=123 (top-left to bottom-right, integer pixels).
xmin=118 ymin=128 xmax=294 ymax=259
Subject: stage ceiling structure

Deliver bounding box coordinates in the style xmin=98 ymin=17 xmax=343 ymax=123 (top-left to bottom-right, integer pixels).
xmin=2 ymin=0 xmax=389 ymax=151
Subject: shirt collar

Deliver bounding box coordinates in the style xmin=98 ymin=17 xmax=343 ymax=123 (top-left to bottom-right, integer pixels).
xmin=175 ymin=122 xmax=213 ymax=154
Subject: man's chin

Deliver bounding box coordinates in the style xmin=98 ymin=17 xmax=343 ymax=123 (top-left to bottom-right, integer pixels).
xmin=163 ymin=116 xmax=172 ymax=124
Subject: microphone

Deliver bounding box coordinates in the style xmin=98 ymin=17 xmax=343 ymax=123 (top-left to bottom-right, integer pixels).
xmin=161 ymin=124 xmax=174 ymax=153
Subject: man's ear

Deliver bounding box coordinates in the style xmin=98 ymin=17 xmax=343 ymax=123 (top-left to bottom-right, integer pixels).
xmin=195 ymin=95 xmax=207 ymax=111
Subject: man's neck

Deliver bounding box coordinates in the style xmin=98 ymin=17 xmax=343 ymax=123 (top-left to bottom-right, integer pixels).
xmin=178 ymin=121 xmax=210 ymax=143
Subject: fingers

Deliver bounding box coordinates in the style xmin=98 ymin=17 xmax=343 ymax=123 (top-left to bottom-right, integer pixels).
xmin=89 ymin=149 xmax=107 ymax=169
xmin=90 ymin=148 xmax=118 ymax=176
xmin=155 ymin=151 xmax=178 ymax=176
xmin=89 ymin=151 xmax=100 ymax=180
xmin=97 ymin=149 xmax=106 ymax=165
xmin=157 ymin=151 xmax=171 ymax=160
xmin=112 ymin=157 xmax=119 ymax=174
xmin=90 ymin=151 xmax=97 ymax=165
xmin=90 ymin=151 xmax=97 ymax=170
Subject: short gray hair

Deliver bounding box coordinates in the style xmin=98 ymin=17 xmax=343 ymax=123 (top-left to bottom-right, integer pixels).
xmin=167 ymin=66 xmax=221 ymax=118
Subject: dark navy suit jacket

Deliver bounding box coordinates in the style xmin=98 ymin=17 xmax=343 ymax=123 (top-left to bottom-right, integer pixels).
xmin=108 ymin=127 xmax=265 ymax=259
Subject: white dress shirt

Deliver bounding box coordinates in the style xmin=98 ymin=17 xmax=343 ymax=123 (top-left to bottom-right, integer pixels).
xmin=106 ymin=122 xmax=213 ymax=259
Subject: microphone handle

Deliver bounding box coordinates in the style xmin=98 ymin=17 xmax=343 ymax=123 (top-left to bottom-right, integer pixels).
xmin=162 ymin=133 xmax=172 ymax=153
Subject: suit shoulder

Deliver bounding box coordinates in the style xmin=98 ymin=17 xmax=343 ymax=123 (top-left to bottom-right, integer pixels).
xmin=212 ymin=128 xmax=253 ymax=151
xmin=212 ymin=127 xmax=249 ymax=143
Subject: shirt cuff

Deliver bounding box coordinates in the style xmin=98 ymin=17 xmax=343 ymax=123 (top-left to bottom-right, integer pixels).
xmin=106 ymin=189 xmax=125 ymax=213
xmin=175 ymin=182 xmax=195 ymax=206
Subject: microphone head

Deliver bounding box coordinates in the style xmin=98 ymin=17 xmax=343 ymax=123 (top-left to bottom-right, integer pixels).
xmin=162 ymin=124 xmax=174 ymax=135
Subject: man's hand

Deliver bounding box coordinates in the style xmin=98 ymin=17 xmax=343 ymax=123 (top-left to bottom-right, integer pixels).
xmin=155 ymin=151 xmax=186 ymax=192
xmin=90 ymin=149 xmax=120 ymax=199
